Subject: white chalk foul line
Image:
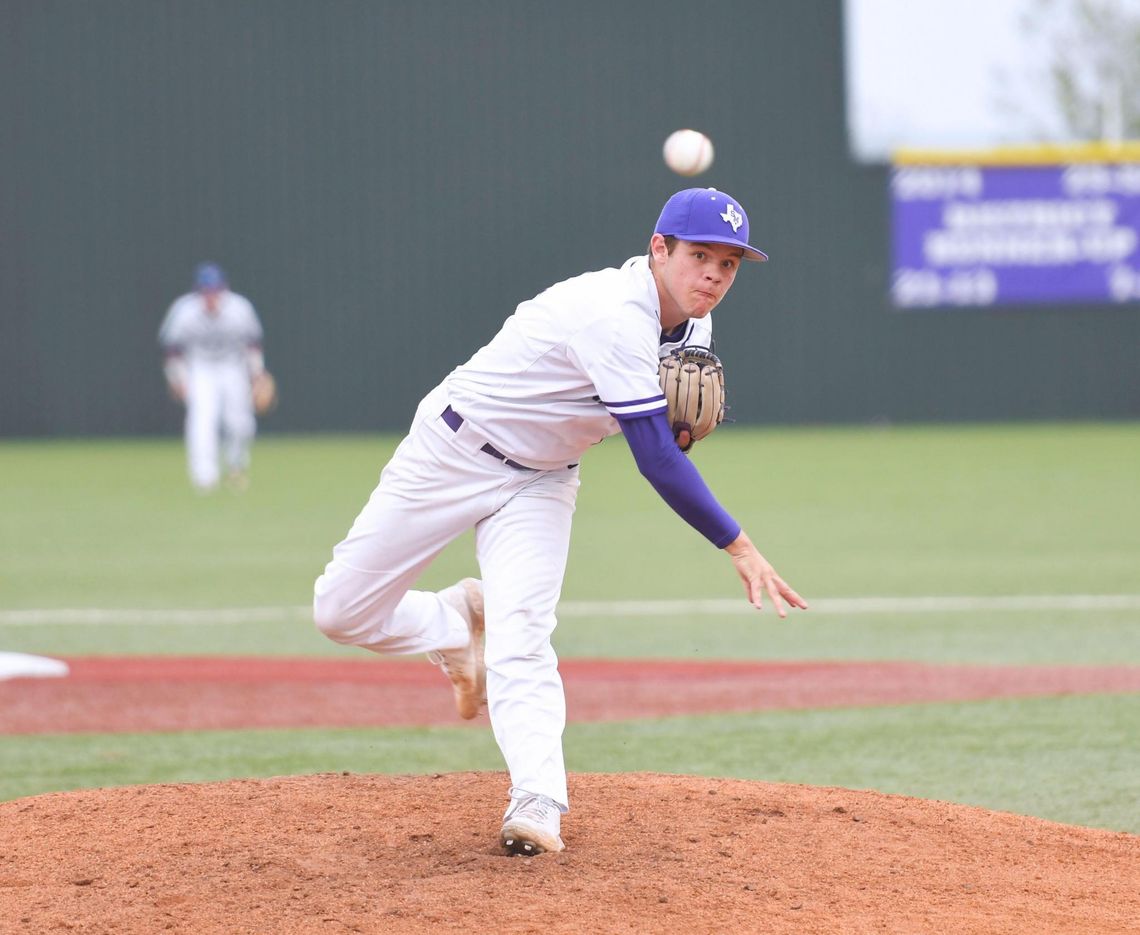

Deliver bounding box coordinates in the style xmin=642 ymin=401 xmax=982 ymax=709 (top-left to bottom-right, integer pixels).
xmin=1 ymin=594 xmax=1139 ymax=626
xmin=564 ymin=594 xmax=1140 ymax=616
xmin=0 ymin=607 xmax=313 ymax=626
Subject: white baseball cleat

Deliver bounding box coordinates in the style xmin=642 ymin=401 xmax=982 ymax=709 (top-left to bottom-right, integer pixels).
xmin=500 ymin=793 xmax=565 ymax=856
xmin=428 ymin=578 xmax=486 ymax=719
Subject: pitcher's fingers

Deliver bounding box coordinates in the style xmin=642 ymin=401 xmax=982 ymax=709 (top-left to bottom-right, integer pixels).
xmin=776 ymin=581 xmax=808 ymax=610
xmin=782 ymin=585 xmax=809 ymax=610
xmin=764 ymin=578 xmax=788 ymax=618
xmin=746 ymin=577 xmax=765 ymax=611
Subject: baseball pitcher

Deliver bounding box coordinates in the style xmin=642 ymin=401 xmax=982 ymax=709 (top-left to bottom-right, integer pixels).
xmin=313 ymin=188 xmax=807 ymax=856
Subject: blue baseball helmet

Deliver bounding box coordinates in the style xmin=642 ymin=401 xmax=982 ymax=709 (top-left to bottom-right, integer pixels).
xmin=193 ymin=262 xmax=227 ymax=291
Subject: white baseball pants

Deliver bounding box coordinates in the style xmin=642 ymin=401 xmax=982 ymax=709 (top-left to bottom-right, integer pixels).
xmin=184 ymin=361 xmax=255 ymax=490
xmin=312 ymin=387 xmax=581 ymax=811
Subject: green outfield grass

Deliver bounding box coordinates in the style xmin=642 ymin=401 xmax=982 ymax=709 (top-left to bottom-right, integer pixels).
xmin=1 ymin=424 xmax=1138 ymax=829
xmin=3 ymin=422 xmax=1139 ymax=611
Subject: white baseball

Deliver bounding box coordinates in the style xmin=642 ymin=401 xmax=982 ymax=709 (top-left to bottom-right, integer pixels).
xmin=663 ymin=129 xmax=714 ymax=176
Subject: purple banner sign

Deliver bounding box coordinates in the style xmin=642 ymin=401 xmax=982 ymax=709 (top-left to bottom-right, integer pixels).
xmin=891 ymin=164 xmax=1140 ymax=308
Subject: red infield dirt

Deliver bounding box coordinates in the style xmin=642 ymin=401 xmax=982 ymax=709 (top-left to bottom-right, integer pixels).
xmin=2 ymin=656 xmax=1138 ymax=933
xmin=4 ymin=655 xmax=1140 ymax=734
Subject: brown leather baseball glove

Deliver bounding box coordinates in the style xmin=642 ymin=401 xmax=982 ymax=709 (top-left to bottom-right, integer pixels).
xmin=657 ymin=348 xmax=725 ymax=452
xmin=252 ymin=371 xmax=278 ymax=415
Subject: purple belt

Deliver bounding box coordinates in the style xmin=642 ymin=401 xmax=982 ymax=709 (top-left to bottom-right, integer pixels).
xmin=441 ymin=406 xmax=537 ymax=471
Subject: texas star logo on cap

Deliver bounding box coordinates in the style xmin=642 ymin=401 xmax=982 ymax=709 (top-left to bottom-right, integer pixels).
xmin=720 ymin=203 xmax=744 ymax=233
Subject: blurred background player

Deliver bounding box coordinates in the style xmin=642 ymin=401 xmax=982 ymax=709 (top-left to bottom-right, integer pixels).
xmin=158 ymin=262 xmax=268 ymax=492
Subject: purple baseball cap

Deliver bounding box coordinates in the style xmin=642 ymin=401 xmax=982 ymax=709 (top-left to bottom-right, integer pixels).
xmin=654 ymin=188 xmax=768 ymax=262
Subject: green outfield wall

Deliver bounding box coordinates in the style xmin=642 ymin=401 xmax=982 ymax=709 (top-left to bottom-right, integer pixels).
xmin=2 ymin=1 xmax=1137 ymax=436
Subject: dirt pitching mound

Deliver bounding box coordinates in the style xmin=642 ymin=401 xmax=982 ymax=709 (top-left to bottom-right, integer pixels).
xmin=1 ymin=772 xmax=1136 ymax=934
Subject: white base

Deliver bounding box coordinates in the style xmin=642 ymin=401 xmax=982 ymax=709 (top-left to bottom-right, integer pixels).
xmin=0 ymin=652 xmax=70 ymax=681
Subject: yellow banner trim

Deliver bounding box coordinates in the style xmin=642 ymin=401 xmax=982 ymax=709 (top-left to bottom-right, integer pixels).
xmin=893 ymin=141 xmax=1140 ymax=166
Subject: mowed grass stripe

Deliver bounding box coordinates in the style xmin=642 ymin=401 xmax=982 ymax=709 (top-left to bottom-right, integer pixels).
xmin=2 ymin=694 xmax=1135 ymax=833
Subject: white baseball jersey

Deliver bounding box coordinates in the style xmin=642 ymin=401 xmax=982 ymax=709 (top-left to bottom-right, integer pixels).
xmin=315 ymin=252 xmax=718 ymax=813
xmin=443 ymin=255 xmax=711 ymax=470
xmin=158 ymin=290 xmax=263 ymax=365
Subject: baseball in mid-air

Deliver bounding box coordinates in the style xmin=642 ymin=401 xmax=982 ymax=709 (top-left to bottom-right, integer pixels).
xmin=663 ymin=129 xmax=714 ymax=176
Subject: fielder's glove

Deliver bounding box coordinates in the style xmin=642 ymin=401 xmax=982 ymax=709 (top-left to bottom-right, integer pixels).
xmin=252 ymin=371 xmax=278 ymax=415
xmin=657 ymin=347 xmax=725 ymax=452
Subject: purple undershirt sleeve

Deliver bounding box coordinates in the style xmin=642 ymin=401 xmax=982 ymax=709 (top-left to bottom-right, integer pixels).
xmin=619 ymin=412 xmax=741 ymax=548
